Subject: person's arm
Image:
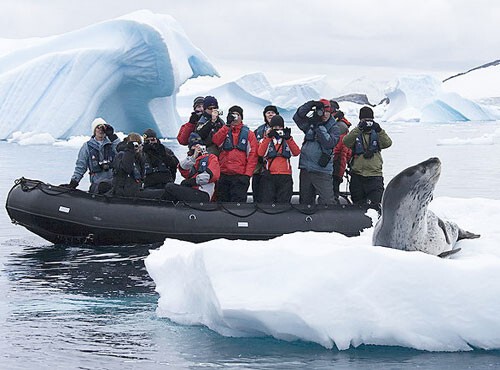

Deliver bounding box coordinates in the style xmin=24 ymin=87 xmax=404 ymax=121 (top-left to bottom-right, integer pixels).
xmin=292 ymin=100 xmax=317 ymax=133
xmin=315 ymin=122 xmax=339 ymax=151
xmin=286 ymin=137 xmax=301 ymax=156
xmin=258 ymin=137 xmax=272 ymax=157
xmin=378 ymin=130 xmax=393 ymax=149
xmin=211 ymin=125 xmax=230 ymax=147
xmin=244 ymin=131 xmax=259 ymax=177
xmin=71 ymin=144 xmax=88 ymax=183
xmin=343 ymin=126 xmax=361 ymax=148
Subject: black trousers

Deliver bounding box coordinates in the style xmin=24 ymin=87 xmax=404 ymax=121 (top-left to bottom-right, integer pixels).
xmin=349 ymin=173 xmax=384 ymax=207
xmin=252 ymin=173 xmax=263 ymax=203
xmin=260 ymin=174 xmax=293 ymax=204
xmin=163 ymin=183 xmax=209 ymax=203
xmin=216 ymin=174 xmax=249 ymax=202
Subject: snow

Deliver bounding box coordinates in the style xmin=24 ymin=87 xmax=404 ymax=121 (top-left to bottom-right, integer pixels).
xmin=0 ymin=10 xmax=218 ymax=140
xmin=443 ymin=63 xmax=500 ymax=101
xmin=145 ymin=198 xmax=500 ymax=352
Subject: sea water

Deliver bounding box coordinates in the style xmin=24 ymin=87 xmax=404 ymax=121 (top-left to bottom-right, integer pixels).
xmin=1 ymin=121 xmax=500 ymax=369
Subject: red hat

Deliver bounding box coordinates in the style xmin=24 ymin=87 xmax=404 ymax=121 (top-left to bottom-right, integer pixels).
xmin=319 ymin=99 xmax=332 ymax=113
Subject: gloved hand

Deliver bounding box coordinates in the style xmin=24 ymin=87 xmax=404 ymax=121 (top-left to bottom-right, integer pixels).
xmin=358 ymin=120 xmax=374 ymax=132
xmin=226 ymin=112 xmax=236 ymax=126
xmin=104 ymin=124 xmax=118 ymax=141
xmin=189 ymin=112 xmax=200 ymax=124
xmin=334 ymin=111 xmax=345 ymax=120
xmin=282 ymin=127 xmax=291 ymax=140
xmin=180 ymin=178 xmax=197 ymax=187
xmin=313 ymin=101 xmax=325 ymax=110
xmin=60 ymin=179 xmax=79 ymax=189
xmin=371 ymin=121 xmax=382 ymax=132
xmin=267 ymin=129 xmax=278 ymax=139
xmin=126 ymin=141 xmax=136 ymax=151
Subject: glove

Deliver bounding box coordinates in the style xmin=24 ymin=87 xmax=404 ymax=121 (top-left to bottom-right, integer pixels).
xmin=267 ymin=129 xmax=278 ymax=139
xmin=226 ymin=112 xmax=236 ymax=126
xmin=189 ymin=112 xmax=200 ymax=124
xmin=60 ymin=179 xmax=79 ymax=189
xmin=371 ymin=121 xmax=382 ymax=132
xmin=358 ymin=120 xmax=374 ymax=132
xmin=313 ymin=101 xmax=325 ymax=110
xmin=334 ymin=111 xmax=345 ymax=120
xmin=282 ymin=127 xmax=291 ymax=140
xmin=180 ymin=178 xmax=197 ymax=187
xmin=104 ymin=124 xmax=118 ymax=141
xmin=126 ymin=141 xmax=136 ymax=151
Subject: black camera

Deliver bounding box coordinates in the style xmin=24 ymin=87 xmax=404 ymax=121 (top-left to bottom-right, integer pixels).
xmin=99 ymin=160 xmax=110 ymax=171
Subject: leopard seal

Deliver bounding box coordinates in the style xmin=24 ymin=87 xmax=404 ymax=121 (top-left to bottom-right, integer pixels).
xmin=372 ymin=157 xmax=480 ymax=257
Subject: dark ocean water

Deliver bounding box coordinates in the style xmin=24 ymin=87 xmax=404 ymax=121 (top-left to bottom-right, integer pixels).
xmin=2 ymin=122 xmax=500 ymax=369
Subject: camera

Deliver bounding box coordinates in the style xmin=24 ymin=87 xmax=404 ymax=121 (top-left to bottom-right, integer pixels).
xmin=275 ymin=129 xmax=284 ymax=136
xmin=199 ymin=145 xmax=208 ymax=154
xmin=99 ymin=160 xmax=110 ymax=171
xmin=214 ymin=109 xmax=223 ymax=116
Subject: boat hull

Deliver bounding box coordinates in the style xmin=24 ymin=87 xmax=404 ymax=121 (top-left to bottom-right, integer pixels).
xmin=5 ymin=178 xmax=373 ymax=245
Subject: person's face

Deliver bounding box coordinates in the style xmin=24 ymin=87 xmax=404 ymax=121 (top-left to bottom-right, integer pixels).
xmin=321 ymin=111 xmax=331 ymax=122
xmin=194 ymin=103 xmax=204 ymax=114
xmin=205 ymin=105 xmax=218 ymax=114
xmin=265 ymin=110 xmax=276 ymax=124
xmin=94 ymin=124 xmax=106 ymax=140
xmin=230 ymin=111 xmax=242 ymax=124
xmin=144 ymin=137 xmax=157 ymax=144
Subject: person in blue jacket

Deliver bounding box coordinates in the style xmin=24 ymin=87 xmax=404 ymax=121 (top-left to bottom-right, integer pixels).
xmin=293 ymin=99 xmax=340 ymax=205
xmin=64 ymin=118 xmax=120 ymax=194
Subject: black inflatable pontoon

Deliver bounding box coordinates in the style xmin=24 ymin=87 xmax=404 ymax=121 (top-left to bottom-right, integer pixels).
xmin=5 ymin=178 xmax=373 ymax=245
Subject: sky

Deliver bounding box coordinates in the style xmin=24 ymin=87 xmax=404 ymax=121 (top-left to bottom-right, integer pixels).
xmin=1 ymin=0 xmax=499 ymax=88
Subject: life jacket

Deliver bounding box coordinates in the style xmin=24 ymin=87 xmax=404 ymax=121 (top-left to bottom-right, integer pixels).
xmin=87 ymin=140 xmax=115 ymax=173
xmin=267 ymin=139 xmax=291 ymax=159
xmin=222 ymin=126 xmax=250 ymax=152
xmin=353 ymin=130 xmax=380 ymax=156
xmin=189 ymin=155 xmax=209 ymax=177
xmin=254 ymin=123 xmax=269 ymax=142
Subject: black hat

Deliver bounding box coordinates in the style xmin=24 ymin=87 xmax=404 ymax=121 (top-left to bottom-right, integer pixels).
xmin=263 ymin=105 xmax=279 ymax=115
xmin=188 ymin=132 xmax=204 ymax=149
xmin=143 ymin=128 xmax=157 ymax=139
xmin=270 ymin=115 xmax=284 ymax=128
xmin=193 ymin=96 xmax=204 ymax=109
xmin=359 ymin=106 xmax=374 ymax=120
xmin=203 ymin=96 xmax=218 ymax=109
xmin=229 ymin=105 xmax=244 ymax=119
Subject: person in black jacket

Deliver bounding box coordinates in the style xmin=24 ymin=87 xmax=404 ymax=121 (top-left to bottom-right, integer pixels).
xmin=141 ymin=128 xmax=179 ymax=189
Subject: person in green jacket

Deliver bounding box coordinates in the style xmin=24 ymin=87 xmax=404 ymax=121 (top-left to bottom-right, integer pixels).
xmin=342 ymin=106 xmax=392 ymax=210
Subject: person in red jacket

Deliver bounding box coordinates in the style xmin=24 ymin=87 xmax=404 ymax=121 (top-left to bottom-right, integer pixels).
xmin=330 ymin=100 xmax=352 ymax=202
xmin=212 ymin=105 xmax=258 ymax=202
xmin=177 ymin=96 xmax=204 ymax=145
xmin=257 ymin=115 xmax=301 ymax=203
xmin=163 ymin=133 xmax=220 ymax=202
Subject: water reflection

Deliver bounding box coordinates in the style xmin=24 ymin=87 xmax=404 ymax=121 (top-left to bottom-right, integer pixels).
xmin=5 ymin=242 xmax=161 ymax=297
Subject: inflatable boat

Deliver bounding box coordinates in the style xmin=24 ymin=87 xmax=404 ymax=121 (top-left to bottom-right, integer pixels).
xmin=5 ymin=178 xmax=373 ymax=246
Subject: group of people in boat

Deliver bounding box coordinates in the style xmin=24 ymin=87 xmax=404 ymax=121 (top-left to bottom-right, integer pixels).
xmin=62 ymin=95 xmax=392 ymax=209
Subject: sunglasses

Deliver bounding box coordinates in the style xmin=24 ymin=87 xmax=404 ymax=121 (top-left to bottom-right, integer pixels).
xmin=144 ymin=137 xmax=157 ymax=143
xmin=207 ymin=106 xmax=218 ymax=110
xmin=96 ymin=124 xmax=106 ymax=130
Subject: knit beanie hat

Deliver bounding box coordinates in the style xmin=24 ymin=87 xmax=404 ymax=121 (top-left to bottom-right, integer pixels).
xmin=203 ymin=96 xmax=218 ymax=109
xmin=270 ymin=115 xmax=285 ymax=128
xmin=91 ymin=117 xmax=107 ymax=134
xmin=193 ymin=96 xmax=204 ymax=109
xmin=229 ymin=105 xmax=244 ymax=119
xmin=359 ymin=106 xmax=374 ymax=120
xmin=188 ymin=132 xmax=204 ymax=149
xmin=143 ymin=128 xmax=157 ymax=139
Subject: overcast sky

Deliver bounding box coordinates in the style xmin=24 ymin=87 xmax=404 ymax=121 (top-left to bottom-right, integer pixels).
xmin=1 ymin=0 xmax=499 ymax=86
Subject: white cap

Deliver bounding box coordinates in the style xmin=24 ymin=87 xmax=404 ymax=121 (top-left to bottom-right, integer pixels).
xmin=91 ymin=117 xmax=107 ymax=134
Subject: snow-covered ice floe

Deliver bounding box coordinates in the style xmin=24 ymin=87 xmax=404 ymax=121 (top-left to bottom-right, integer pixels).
xmin=145 ymin=198 xmax=500 ymax=352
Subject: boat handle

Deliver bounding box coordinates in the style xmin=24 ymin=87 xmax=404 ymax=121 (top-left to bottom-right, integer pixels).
xmin=189 ymin=214 xmax=197 ymax=220
xmin=305 ymin=216 xmax=312 ymax=222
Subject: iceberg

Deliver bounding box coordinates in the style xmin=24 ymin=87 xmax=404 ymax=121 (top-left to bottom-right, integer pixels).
xmin=383 ymin=75 xmax=497 ymax=123
xmin=145 ymin=198 xmax=500 ymax=352
xmin=177 ymin=72 xmax=325 ymax=121
xmin=0 ymin=10 xmax=218 ymax=140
